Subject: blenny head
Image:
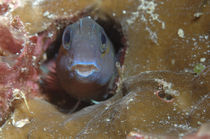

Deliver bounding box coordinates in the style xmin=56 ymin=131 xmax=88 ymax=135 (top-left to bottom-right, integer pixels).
xmin=56 ymin=17 xmax=115 ymax=99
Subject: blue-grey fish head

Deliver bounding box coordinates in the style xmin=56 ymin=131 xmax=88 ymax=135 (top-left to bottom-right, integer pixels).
xmin=57 ymin=17 xmax=115 ymax=86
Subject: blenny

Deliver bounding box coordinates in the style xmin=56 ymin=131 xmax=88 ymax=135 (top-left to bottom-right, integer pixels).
xmin=56 ymin=17 xmax=116 ymax=100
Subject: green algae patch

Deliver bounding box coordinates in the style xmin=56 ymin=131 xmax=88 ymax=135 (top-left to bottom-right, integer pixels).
xmin=193 ymin=63 xmax=206 ymax=74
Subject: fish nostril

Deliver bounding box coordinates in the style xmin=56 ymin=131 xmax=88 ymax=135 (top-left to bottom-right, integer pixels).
xmin=71 ymin=64 xmax=99 ymax=78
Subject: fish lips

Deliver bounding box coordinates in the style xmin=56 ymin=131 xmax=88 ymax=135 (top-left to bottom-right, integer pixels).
xmin=69 ymin=62 xmax=101 ymax=83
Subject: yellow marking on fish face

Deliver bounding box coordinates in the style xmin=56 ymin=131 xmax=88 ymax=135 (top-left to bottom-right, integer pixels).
xmin=101 ymin=43 xmax=110 ymax=58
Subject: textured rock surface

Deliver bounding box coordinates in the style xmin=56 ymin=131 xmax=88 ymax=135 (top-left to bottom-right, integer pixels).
xmin=0 ymin=0 xmax=209 ymax=138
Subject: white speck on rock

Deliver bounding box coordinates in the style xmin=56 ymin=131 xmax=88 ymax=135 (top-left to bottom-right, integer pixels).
xmin=178 ymin=28 xmax=184 ymax=38
xmin=43 ymin=11 xmax=49 ymax=17
xmin=193 ymin=12 xmax=203 ymax=18
xmin=48 ymin=32 xmax=53 ymax=38
xmin=43 ymin=11 xmax=56 ymax=19
xmin=33 ymin=0 xmax=45 ymax=6
xmin=200 ymin=58 xmax=206 ymax=62
xmin=12 ymin=118 xmax=30 ymax=128
xmin=21 ymin=67 xmax=28 ymax=73
xmin=204 ymin=35 xmax=208 ymax=40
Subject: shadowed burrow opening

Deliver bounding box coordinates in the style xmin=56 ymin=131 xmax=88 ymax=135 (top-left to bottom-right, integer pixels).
xmin=40 ymin=13 xmax=127 ymax=113
xmin=155 ymin=84 xmax=175 ymax=103
xmin=157 ymin=90 xmax=174 ymax=102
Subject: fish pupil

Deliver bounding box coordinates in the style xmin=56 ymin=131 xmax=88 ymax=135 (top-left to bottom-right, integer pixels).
xmin=100 ymin=33 xmax=106 ymax=53
xmin=101 ymin=33 xmax=106 ymax=44
xmin=63 ymin=29 xmax=71 ymax=49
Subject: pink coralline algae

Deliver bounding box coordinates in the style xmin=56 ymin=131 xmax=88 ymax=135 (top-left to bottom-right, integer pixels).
xmin=0 ymin=16 xmax=44 ymax=125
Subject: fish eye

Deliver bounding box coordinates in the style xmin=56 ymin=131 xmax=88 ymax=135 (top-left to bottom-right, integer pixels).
xmin=101 ymin=32 xmax=106 ymax=44
xmin=100 ymin=32 xmax=107 ymax=53
xmin=62 ymin=27 xmax=71 ymax=49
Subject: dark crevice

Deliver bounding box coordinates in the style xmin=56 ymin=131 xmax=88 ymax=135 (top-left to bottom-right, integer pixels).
xmin=40 ymin=12 xmax=127 ymax=113
xmin=155 ymin=84 xmax=175 ymax=102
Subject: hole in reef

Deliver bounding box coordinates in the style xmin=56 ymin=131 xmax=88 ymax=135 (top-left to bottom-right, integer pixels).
xmin=157 ymin=90 xmax=174 ymax=101
xmin=39 ymin=13 xmax=127 ymax=113
xmin=155 ymin=84 xmax=174 ymax=102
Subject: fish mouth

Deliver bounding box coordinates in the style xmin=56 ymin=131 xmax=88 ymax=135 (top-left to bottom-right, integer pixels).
xmin=71 ymin=64 xmax=99 ymax=78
